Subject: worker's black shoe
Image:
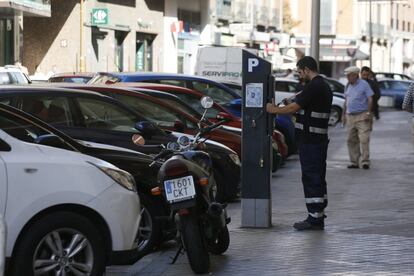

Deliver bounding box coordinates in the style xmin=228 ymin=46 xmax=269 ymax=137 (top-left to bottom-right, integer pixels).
xmin=347 ymin=164 xmax=359 ymax=169
xmin=293 ymin=219 xmax=324 ymax=231
xmin=362 ymin=164 xmax=370 ymax=169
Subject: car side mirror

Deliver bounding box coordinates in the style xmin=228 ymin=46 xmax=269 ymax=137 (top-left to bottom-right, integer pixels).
xmin=135 ymin=121 xmax=157 ymax=138
xmin=34 ymin=134 xmax=66 ymax=148
xmin=173 ymin=120 xmax=185 ymax=132
xmin=216 ymin=112 xmax=232 ymax=122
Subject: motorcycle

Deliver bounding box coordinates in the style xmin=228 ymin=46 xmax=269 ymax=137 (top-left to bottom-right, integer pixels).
xmin=150 ymin=96 xmax=231 ymax=274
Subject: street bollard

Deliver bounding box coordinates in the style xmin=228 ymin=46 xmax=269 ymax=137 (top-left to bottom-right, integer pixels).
xmin=0 ymin=214 xmax=5 ymax=276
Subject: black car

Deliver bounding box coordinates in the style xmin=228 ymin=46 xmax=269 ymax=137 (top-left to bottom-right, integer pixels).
xmin=0 ymin=102 xmax=172 ymax=259
xmin=0 ymin=86 xmax=241 ymax=200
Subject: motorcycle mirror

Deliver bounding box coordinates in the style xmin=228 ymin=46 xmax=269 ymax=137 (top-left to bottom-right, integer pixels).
xmin=166 ymin=141 xmax=180 ymax=151
xmin=132 ymin=133 xmax=145 ymax=146
xmin=200 ymin=96 xmax=214 ymax=109
xmin=177 ymin=135 xmax=190 ymax=147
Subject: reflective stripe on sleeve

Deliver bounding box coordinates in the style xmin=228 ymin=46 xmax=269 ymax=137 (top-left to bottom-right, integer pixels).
xmin=297 ymin=109 xmax=305 ymax=115
xmin=295 ymin=122 xmax=304 ymax=130
xmin=311 ymin=111 xmax=330 ymax=119
xmin=309 ymin=126 xmax=328 ymax=134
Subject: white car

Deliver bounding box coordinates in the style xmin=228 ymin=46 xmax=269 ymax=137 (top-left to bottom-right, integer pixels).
xmin=0 ymin=65 xmax=31 ymax=85
xmin=0 ymin=113 xmax=140 ymax=275
xmin=275 ymin=78 xmax=345 ymax=125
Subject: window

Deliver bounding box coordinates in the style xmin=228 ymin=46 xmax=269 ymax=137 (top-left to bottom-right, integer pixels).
xmin=177 ymin=56 xmax=184 ymax=74
xmin=191 ymin=81 xmax=236 ymax=106
xmin=156 ymin=97 xmax=203 ymax=119
xmin=20 ymin=96 xmax=74 ymax=127
xmin=378 ymin=81 xmax=387 ymax=89
xmin=0 ymin=97 xmax=13 ymax=105
xmin=159 ymin=79 xmax=187 ymax=87
xmin=0 ymin=110 xmax=51 ymax=144
xmin=170 ymin=93 xmax=220 ymax=120
xmin=76 ymin=97 xmax=138 ymax=132
xmin=114 ymin=94 xmax=196 ymax=129
xmin=389 ymin=81 xmax=410 ymax=90
xmin=276 ymin=81 xmax=301 ymax=93
xmin=320 ymin=0 xmax=333 ymax=34
xmin=89 ymin=74 xmax=121 ymax=84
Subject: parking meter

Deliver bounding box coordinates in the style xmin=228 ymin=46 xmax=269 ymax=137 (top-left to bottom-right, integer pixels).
xmin=241 ymin=50 xmax=274 ymax=228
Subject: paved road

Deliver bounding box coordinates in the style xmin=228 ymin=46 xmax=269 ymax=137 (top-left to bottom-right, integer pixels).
xmin=108 ymin=109 xmax=414 ymax=275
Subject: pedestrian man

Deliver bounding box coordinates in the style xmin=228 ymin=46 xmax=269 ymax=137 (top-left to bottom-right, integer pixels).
xmin=361 ymin=66 xmax=381 ymax=120
xmin=267 ymin=56 xmax=332 ymax=231
xmin=342 ymin=66 xmax=374 ymax=169
xmin=402 ymin=82 xmax=414 ymax=144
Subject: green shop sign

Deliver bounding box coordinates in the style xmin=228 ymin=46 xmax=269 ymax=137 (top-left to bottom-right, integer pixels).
xmin=92 ymin=8 xmax=108 ymax=25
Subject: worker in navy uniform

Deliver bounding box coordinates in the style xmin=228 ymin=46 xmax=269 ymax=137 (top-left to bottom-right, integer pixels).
xmin=266 ymin=56 xmax=333 ymax=230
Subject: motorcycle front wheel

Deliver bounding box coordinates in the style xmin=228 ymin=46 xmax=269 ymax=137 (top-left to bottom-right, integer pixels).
xmin=180 ymin=215 xmax=210 ymax=274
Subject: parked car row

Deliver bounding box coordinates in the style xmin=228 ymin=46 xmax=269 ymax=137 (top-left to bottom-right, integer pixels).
xmin=0 ymin=76 xmax=247 ymax=272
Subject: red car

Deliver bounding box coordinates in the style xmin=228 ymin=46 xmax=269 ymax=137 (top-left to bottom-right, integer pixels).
xmin=48 ymin=72 xmax=96 ymax=83
xmin=116 ymin=83 xmax=289 ymax=160
xmin=55 ymin=84 xmax=242 ymax=157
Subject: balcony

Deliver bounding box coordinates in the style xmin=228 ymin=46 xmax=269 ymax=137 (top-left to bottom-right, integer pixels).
xmin=232 ymin=1 xmax=249 ymax=23
xmin=269 ymin=8 xmax=281 ymax=29
xmin=216 ymin=0 xmax=232 ymax=21
xmin=256 ymin=6 xmax=270 ymax=26
xmin=361 ymin=23 xmax=389 ymax=38
xmin=0 ymin=0 xmax=51 ymax=16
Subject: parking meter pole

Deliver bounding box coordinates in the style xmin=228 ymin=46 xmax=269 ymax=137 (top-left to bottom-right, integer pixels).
xmin=0 ymin=214 xmax=6 ymax=276
xmin=241 ymin=50 xmax=273 ymax=228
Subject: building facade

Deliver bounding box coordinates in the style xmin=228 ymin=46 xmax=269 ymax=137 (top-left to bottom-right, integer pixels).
xmin=0 ymin=0 xmax=51 ymax=66
xmin=23 ymin=0 xmax=164 ymax=75
xmin=357 ymin=0 xmax=414 ymax=77
xmin=286 ymin=0 xmax=414 ymax=78
xmin=164 ymin=0 xmax=283 ymax=74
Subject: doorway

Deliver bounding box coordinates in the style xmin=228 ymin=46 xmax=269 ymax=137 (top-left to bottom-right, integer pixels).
xmin=0 ymin=19 xmax=14 ymax=66
xmin=136 ymin=33 xmax=156 ymax=72
xmin=115 ymin=31 xmax=128 ymax=72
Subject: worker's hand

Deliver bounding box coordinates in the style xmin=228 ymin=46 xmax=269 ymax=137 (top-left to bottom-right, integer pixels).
xmin=266 ymin=103 xmax=277 ymax=114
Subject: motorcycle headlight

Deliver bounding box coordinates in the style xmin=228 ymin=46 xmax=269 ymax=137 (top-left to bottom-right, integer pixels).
xmin=89 ymin=162 xmax=136 ymax=192
xmin=229 ymin=153 xmax=241 ymax=166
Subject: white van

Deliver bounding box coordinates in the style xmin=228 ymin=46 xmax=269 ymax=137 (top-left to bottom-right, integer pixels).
xmin=194 ymin=46 xmax=258 ymax=85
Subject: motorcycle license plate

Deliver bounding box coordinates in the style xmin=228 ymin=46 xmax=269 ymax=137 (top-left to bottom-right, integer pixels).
xmin=164 ymin=176 xmax=196 ymax=203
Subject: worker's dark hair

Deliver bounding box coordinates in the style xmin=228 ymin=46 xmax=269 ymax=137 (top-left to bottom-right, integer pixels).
xmin=296 ymin=56 xmax=318 ymax=72
xmin=361 ymin=66 xmax=372 ymax=73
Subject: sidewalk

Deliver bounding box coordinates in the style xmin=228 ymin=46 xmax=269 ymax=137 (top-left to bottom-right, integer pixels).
xmin=108 ymin=110 xmax=414 ymax=275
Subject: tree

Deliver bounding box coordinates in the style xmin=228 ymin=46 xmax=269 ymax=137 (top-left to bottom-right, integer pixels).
xmin=283 ymin=0 xmax=301 ymax=33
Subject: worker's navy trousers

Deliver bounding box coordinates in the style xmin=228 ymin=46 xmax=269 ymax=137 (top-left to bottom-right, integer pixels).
xmin=298 ymin=140 xmax=329 ymax=222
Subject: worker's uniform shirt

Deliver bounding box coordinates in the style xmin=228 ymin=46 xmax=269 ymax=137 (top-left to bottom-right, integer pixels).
xmin=294 ymin=76 xmax=333 ymax=144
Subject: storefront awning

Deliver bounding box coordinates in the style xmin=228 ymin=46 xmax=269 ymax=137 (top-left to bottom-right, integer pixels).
xmin=320 ymin=47 xmax=369 ymax=62
xmin=0 ymin=0 xmax=51 ymax=17
xmin=293 ymin=47 xmax=369 ymax=62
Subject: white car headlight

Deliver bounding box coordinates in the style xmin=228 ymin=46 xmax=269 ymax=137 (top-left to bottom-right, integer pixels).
xmin=89 ymin=162 xmax=136 ymax=192
xmin=229 ymin=153 xmax=241 ymax=166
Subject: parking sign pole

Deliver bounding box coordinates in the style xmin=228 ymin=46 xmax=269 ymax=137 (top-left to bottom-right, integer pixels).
xmin=241 ymin=50 xmax=273 ymax=228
